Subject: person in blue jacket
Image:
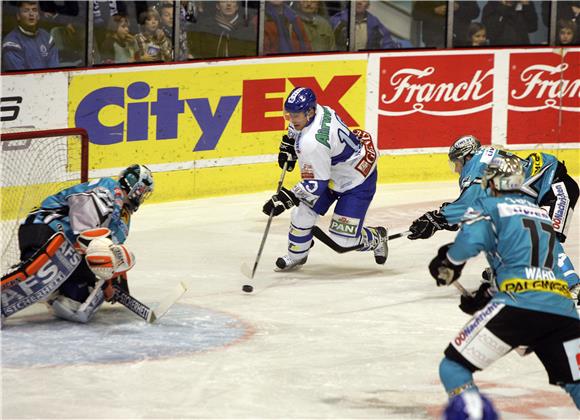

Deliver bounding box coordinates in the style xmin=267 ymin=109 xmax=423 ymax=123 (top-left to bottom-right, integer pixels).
xmin=429 ymin=154 xmax=580 ymax=409
xmin=407 ymin=135 xmax=580 ymax=296
xmin=2 ymin=1 xmax=59 ymax=71
xmin=16 ymin=164 xmax=154 ymax=322
xmin=330 ymin=0 xmax=401 ymax=50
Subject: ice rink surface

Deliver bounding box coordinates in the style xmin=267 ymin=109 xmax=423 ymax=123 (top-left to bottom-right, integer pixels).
xmin=2 ymin=181 xmax=579 ymax=419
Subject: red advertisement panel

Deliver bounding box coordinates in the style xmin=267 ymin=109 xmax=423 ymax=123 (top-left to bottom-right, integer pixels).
xmin=508 ymin=51 xmax=580 ymax=144
xmin=378 ymin=54 xmax=494 ymax=150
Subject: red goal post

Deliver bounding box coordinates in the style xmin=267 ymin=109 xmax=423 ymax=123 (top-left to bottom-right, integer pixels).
xmin=1 ymin=128 xmax=89 ymax=274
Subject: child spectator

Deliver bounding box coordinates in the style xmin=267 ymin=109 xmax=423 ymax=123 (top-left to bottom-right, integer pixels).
xmin=558 ymin=19 xmax=577 ymax=45
xmin=264 ymin=0 xmax=311 ymax=54
xmin=189 ymin=0 xmax=257 ymax=59
xmin=468 ymin=22 xmax=488 ymax=46
xmin=2 ymin=1 xmax=60 ymax=71
xmin=293 ymin=0 xmax=336 ymax=52
xmin=135 ymin=7 xmax=172 ymax=62
xmin=99 ymin=14 xmax=137 ymax=64
xmin=331 ymin=0 xmax=400 ymax=50
xmin=159 ymin=1 xmax=193 ymax=60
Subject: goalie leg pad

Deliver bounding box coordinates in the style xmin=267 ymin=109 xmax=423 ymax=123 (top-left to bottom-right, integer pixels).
xmin=1 ymin=232 xmax=82 ymax=318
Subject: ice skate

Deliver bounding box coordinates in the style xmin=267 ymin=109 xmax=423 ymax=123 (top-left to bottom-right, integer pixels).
xmin=275 ymin=254 xmax=308 ymax=272
xmin=371 ymin=226 xmax=389 ymax=265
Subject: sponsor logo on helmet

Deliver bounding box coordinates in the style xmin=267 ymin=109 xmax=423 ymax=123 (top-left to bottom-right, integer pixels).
xmin=287 ymin=88 xmax=304 ymax=103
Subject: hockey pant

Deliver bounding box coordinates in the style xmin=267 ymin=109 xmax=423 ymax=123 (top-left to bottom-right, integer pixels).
xmin=286 ymin=170 xmax=379 ymax=260
xmin=540 ymin=162 xmax=579 ymax=243
xmin=439 ymin=301 xmax=580 ymax=408
xmin=19 ymin=223 xmax=99 ymax=303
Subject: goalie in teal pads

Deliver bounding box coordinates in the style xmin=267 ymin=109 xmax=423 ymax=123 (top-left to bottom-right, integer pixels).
xmin=429 ymin=154 xmax=580 ymax=409
xmin=1 ymin=164 xmax=154 ymax=323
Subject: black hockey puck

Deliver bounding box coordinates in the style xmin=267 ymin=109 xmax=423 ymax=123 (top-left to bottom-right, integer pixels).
xmin=242 ymin=284 xmax=254 ymax=293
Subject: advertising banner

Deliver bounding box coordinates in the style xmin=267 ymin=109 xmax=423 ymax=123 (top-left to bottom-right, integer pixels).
xmin=68 ymin=60 xmax=367 ymax=170
xmin=1 ymin=72 xmax=68 ymax=130
xmin=377 ymin=53 xmax=494 ymax=150
xmin=507 ymin=50 xmax=580 ymax=144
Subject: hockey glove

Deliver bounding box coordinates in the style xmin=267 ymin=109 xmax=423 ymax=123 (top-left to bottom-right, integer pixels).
xmin=459 ymin=283 xmax=493 ymax=315
xmin=428 ymin=243 xmax=465 ymax=286
xmin=408 ymin=210 xmax=449 ymax=240
xmin=262 ymin=187 xmax=299 ymax=216
xmin=85 ymin=238 xmax=135 ymax=280
xmin=278 ymin=135 xmax=297 ymax=172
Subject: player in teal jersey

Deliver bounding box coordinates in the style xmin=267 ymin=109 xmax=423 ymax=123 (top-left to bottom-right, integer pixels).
xmin=408 ymin=135 xmax=579 ymax=300
xmin=429 ymin=154 xmax=580 ymax=409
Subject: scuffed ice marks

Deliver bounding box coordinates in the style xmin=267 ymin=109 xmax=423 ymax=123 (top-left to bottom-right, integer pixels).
xmin=1 ymin=304 xmax=251 ymax=368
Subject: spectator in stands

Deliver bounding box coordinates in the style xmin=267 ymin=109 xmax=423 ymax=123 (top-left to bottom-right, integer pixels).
xmin=99 ymin=14 xmax=137 ymax=64
xmin=159 ymin=1 xmax=193 ymax=60
xmin=467 ymin=22 xmax=488 ymax=47
xmin=135 ymin=7 xmax=172 ymax=62
xmin=188 ymin=0 xmax=256 ymax=59
xmin=2 ymin=1 xmax=59 ymax=71
xmin=331 ymin=0 xmax=400 ymax=50
xmin=542 ymin=1 xmax=580 ymax=44
xmin=482 ymin=1 xmax=538 ymax=46
xmin=558 ymin=19 xmax=577 ymax=45
xmin=292 ymin=0 xmax=336 ymax=52
xmin=264 ymin=0 xmax=311 ymax=54
xmin=412 ymin=1 xmax=480 ymax=48
xmin=92 ymin=1 xmax=127 ymax=59
xmin=40 ymin=1 xmax=85 ymax=67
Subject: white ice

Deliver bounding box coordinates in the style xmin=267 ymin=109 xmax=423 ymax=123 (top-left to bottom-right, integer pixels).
xmin=2 ymin=181 xmax=579 ymax=419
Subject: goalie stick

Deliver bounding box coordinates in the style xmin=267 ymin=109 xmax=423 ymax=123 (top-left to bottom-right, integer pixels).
xmin=311 ymin=226 xmax=411 ymax=254
xmin=113 ymin=281 xmax=187 ymax=323
xmin=241 ymin=162 xmax=288 ymax=280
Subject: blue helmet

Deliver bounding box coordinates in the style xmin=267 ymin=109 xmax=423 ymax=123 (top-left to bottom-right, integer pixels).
xmin=444 ymin=392 xmax=499 ymax=420
xmin=119 ymin=164 xmax=154 ymax=212
xmin=284 ymin=87 xmax=317 ymax=114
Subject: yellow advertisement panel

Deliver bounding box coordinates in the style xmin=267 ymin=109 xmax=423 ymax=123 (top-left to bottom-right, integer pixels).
xmin=68 ymin=60 xmax=367 ymax=170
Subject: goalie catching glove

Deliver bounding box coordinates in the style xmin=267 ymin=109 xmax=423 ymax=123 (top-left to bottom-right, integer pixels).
xmin=85 ymin=237 xmax=135 ymax=280
xmin=278 ymin=135 xmax=298 ymax=172
xmin=428 ymin=243 xmax=466 ymax=286
xmin=408 ymin=207 xmax=457 ymax=240
xmin=262 ymin=187 xmax=300 ymax=216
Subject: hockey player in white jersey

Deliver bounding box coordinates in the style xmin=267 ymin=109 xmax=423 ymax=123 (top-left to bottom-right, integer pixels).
xmin=262 ymin=87 xmax=388 ymax=271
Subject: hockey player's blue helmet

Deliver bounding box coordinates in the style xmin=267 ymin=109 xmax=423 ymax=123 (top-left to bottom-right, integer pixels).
xmin=284 ymin=87 xmax=317 ymax=114
xmin=444 ymin=392 xmax=498 ymax=420
xmin=119 ymin=164 xmax=154 ymax=212
xmin=481 ymin=154 xmax=525 ymax=192
xmin=448 ymin=135 xmax=482 ymax=165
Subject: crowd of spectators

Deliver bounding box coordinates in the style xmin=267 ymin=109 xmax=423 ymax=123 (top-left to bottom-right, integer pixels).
xmin=2 ymin=1 xmax=579 ymax=72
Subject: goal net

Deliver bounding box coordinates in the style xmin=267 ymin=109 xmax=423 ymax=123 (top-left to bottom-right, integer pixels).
xmin=0 ymin=128 xmax=88 ymax=275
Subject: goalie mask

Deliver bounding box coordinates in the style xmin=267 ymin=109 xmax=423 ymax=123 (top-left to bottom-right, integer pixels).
xmin=448 ymin=135 xmax=481 ymax=166
xmin=481 ymin=155 xmax=525 ymax=192
xmin=119 ymin=164 xmax=154 ymax=212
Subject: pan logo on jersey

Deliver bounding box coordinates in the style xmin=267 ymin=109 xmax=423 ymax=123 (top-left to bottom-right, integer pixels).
xmin=551 ymin=182 xmax=569 ymax=233
xmin=329 ymin=214 xmax=360 ymax=237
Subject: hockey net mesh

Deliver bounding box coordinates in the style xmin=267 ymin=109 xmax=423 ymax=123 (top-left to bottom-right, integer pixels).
xmin=0 ymin=129 xmax=88 ymax=275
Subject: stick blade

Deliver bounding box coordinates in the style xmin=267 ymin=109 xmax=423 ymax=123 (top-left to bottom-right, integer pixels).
xmin=149 ymin=281 xmax=188 ymax=323
xmin=241 ymin=263 xmax=255 ymax=279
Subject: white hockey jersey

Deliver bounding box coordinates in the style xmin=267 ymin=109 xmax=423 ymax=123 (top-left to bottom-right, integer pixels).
xmin=293 ymin=104 xmax=377 ymax=195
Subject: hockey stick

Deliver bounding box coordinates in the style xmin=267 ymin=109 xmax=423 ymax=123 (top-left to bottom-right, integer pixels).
xmin=241 ymin=162 xmax=288 ymax=280
xmin=452 ymin=281 xmax=472 ymax=297
xmin=311 ymin=226 xmax=411 ymax=254
xmin=113 ymin=281 xmax=187 ymax=323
